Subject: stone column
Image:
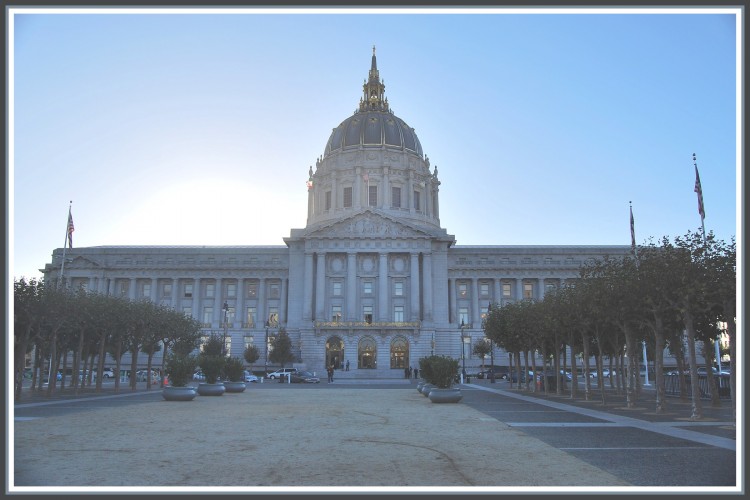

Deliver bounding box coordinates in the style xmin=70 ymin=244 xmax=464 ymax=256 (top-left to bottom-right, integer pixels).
xmin=192 ymin=278 xmax=201 ymax=321
xmin=410 ymin=253 xmax=420 ymax=321
xmin=382 ymin=167 xmax=390 ymax=208
xmin=516 ymin=278 xmax=523 ymax=301
xmin=258 ymin=277 xmax=266 ymax=326
xmin=355 ymin=167 xmax=362 ymax=208
xmin=279 ymin=278 xmax=287 ymax=325
xmin=214 ymin=278 xmax=223 ymax=326
xmin=347 ymin=252 xmax=357 ymax=321
xmin=378 ymin=252 xmax=389 ymax=321
xmin=237 ymin=279 xmax=245 ymax=327
xmin=315 ymin=252 xmax=326 ymax=321
xmin=538 ymin=278 xmax=545 ymax=301
xmin=422 ymin=253 xmax=433 ymax=321
xmin=493 ymin=278 xmax=502 ymax=306
xmin=151 ymin=278 xmax=158 ymax=302
xmin=303 ymin=253 xmax=314 ymax=321
xmin=472 ymin=278 xmax=480 ymax=327
xmin=448 ymin=278 xmax=455 ymax=324
xmin=129 ymin=278 xmax=136 ymax=300
xmin=171 ymin=278 xmax=179 ymax=310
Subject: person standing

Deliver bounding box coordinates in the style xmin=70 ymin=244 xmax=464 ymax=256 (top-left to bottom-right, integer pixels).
xmin=414 ymin=367 xmax=419 ymax=379
xmin=346 ymin=360 xmax=350 ymax=371
xmin=327 ymin=365 xmax=334 ymax=383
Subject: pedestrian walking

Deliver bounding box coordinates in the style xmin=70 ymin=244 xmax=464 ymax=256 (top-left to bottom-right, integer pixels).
xmin=414 ymin=367 xmax=419 ymax=379
xmin=327 ymin=365 xmax=334 ymax=383
xmin=346 ymin=360 xmax=350 ymax=371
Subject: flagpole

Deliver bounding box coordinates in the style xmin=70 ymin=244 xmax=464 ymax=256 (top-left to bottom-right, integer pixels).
xmin=57 ymin=201 xmax=72 ymax=290
xmin=693 ymin=153 xmax=707 ymax=246
xmin=629 ymin=200 xmax=638 ymax=262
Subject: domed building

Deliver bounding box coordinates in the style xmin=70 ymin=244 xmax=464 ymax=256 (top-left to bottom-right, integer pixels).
xmin=43 ymin=48 xmax=630 ymax=377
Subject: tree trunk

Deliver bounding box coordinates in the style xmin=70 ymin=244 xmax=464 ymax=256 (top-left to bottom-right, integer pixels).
xmin=702 ymin=340 xmax=721 ymax=407
xmin=624 ymin=327 xmax=638 ymax=408
xmin=683 ymin=316 xmax=704 ymax=420
xmin=582 ymin=332 xmax=591 ymax=401
xmin=653 ymin=322 xmax=667 ymax=414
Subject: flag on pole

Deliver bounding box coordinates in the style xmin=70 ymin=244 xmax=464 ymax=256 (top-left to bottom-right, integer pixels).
xmin=67 ymin=207 xmax=75 ymax=248
xmin=306 ymin=179 xmax=313 ymax=191
xmin=694 ymin=162 xmax=705 ymax=219
xmin=630 ymin=204 xmax=636 ymax=250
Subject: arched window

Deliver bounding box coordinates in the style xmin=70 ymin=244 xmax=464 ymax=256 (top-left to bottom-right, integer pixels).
xmin=325 ymin=336 xmax=345 ymax=370
xmin=358 ymin=336 xmax=377 ymax=369
xmin=390 ymin=336 xmax=409 ymax=369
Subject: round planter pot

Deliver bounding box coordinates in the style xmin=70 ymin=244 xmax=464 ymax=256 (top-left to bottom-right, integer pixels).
xmin=197 ymin=382 xmax=226 ymax=396
xmin=162 ymin=386 xmax=197 ymax=401
xmin=427 ymin=387 xmax=463 ymax=404
xmin=223 ymin=381 xmax=247 ymax=393
xmin=420 ymin=383 xmax=434 ymax=397
xmin=416 ymin=381 xmax=425 ymax=393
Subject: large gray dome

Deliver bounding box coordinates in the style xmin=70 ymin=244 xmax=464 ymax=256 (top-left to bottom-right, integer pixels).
xmin=324 ymin=111 xmax=423 ymax=157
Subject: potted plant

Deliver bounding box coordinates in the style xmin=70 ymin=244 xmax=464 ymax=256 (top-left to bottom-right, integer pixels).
xmin=196 ymin=334 xmax=227 ymax=396
xmin=420 ymin=355 xmax=463 ymax=403
xmin=222 ymin=356 xmax=247 ymax=393
xmin=162 ymin=338 xmax=199 ymax=401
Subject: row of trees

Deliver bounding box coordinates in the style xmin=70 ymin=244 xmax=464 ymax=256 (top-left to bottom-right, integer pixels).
xmin=482 ymin=230 xmax=736 ymax=421
xmin=14 ymin=278 xmax=205 ymax=400
xmin=14 ymin=275 xmax=301 ymax=400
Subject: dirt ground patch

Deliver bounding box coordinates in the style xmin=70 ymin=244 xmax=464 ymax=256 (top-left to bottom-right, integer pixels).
xmin=12 ymin=388 xmax=629 ymax=491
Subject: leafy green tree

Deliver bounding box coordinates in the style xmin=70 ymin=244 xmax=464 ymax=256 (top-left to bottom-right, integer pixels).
xmin=269 ymin=328 xmax=295 ymax=368
xmin=244 ymin=345 xmax=260 ymax=371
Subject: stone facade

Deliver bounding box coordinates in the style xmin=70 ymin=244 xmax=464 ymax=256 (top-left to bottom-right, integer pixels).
xmin=42 ymin=49 xmax=632 ymax=377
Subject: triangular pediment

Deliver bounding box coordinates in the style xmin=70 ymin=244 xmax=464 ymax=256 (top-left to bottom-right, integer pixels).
xmin=306 ymin=210 xmax=433 ymax=240
xmin=67 ymin=255 xmax=102 ymax=269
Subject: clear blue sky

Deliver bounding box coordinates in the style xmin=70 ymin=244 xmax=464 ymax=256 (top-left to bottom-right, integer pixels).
xmin=9 ymin=7 xmax=740 ymax=282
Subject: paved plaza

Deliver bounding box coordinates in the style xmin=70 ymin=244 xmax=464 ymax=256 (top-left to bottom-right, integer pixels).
xmin=10 ymin=379 xmax=740 ymax=494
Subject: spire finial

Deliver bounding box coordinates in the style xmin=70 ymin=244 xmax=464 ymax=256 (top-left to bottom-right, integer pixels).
xmin=372 ymin=44 xmax=376 ymax=56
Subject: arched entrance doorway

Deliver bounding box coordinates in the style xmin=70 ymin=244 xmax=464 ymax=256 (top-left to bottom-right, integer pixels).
xmin=326 ymin=336 xmax=344 ymax=370
xmin=358 ymin=336 xmax=377 ymax=369
xmin=390 ymin=336 xmax=409 ymax=369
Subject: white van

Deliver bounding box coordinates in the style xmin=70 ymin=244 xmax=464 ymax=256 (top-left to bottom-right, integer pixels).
xmin=266 ymin=368 xmax=297 ymax=379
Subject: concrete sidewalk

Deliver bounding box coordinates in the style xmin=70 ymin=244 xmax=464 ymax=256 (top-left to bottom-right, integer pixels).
xmin=12 ymin=385 xmax=631 ymax=492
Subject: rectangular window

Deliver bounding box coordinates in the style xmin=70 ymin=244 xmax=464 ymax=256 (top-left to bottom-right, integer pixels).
xmin=394 ymin=281 xmax=404 ymax=296
xmin=142 ymin=283 xmax=151 ymax=298
xmin=343 ymin=186 xmax=353 ymax=208
xmin=269 ymin=282 xmax=280 ymax=299
xmin=363 ymin=280 xmax=373 ymax=295
xmin=502 ymin=283 xmax=511 ymax=297
xmin=244 ymin=336 xmax=254 ymax=350
xmin=268 ymin=308 xmax=279 ymax=327
xmin=332 ymin=281 xmax=342 ymax=296
xmin=363 ymin=305 xmax=373 ymax=324
xmin=203 ymin=307 xmax=213 ymax=325
xmin=368 ymin=185 xmax=377 ymax=206
xmin=391 ymin=186 xmax=401 ymax=208
xmin=394 ymin=306 xmax=404 ymax=323
xmin=182 ymin=307 xmax=193 ymax=317
xmin=481 ymin=304 xmax=490 ymax=320
xmin=458 ymin=282 xmax=468 ymax=297
xmin=325 ymin=190 xmax=332 ymax=210
xmin=119 ymin=282 xmax=128 ymax=297
xmin=247 ymin=282 xmax=257 ymax=298
xmin=184 ymin=283 xmax=193 ymax=298
xmin=413 ymin=190 xmax=421 ymax=211
xmin=458 ymin=307 xmax=469 ymax=326
xmin=206 ymin=283 xmax=215 ymax=298
xmin=225 ymin=307 xmax=236 ymax=324
xmin=480 ymin=282 xmax=489 ymax=296
xmin=246 ymin=307 xmax=256 ymax=328
xmin=226 ymin=283 xmax=237 ymax=298
xmin=523 ymin=283 xmax=534 ymax=299
xmin=163 ymin=283 xmax=172 ymax=297
xmin=332 ymin=305 xmax=342 ymax=322
xmin=545 ymin=283 xmax=556 ymax=293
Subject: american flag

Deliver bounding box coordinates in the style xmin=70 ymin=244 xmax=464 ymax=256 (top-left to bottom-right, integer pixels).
xmin=67 ymin=208 xmax=75 ymax=248
xmin=694 ymin=163 xmax=705 ymax=219
xmin=306 ymin=179 xmax=313 ymax=191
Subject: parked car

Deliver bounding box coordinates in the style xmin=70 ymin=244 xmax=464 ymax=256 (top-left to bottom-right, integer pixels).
xmin=93 ymin=367 xmax=115 ymax=379
xmin=289 ymin=370 xmax=320 ymax=383
xmin=242 ymin=370 xmax=259 ymax=383
xmin=135 ymin=369 xmax=160 ymax=382
xmin=476 ymin=366 xmax=509 ymax=380
xmin=266 ymin=368 xmax=297 ymax=380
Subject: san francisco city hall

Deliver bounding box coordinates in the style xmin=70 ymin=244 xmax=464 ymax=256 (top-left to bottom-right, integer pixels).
xmin=42 ymin=49 xmax=630 ymax=378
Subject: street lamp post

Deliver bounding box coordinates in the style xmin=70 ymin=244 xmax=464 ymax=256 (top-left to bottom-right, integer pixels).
xmin=222 ymin=301 xmax=229 ymax=357
xmin=488 ymin=303 xmax=495 ymax=383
